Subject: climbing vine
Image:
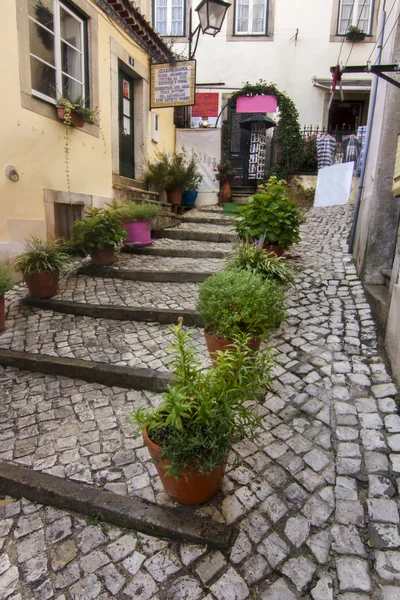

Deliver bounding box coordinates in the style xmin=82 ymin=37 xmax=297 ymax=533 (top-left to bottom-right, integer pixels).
xmin=230 ymin=80 xmax=304 ymax=180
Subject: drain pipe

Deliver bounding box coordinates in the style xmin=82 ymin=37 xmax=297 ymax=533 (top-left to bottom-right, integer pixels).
xmin=348 ymin=4 xmax=386 ymax=253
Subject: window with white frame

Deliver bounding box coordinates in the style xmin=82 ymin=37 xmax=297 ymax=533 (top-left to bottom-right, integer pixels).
xmin=28 ymin=0 xmax=87 ymax=103
xmin=153 ymin=0 xmax=185 ymax=36
xmin=235 ymin=0 xmax=268 ymax=35
xmin=337 ymin=0 xmax=373 ymax=34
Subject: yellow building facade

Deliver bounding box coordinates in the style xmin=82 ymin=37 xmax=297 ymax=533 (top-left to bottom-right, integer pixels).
xmin=0 ymin=0 xmax=176 ymax=261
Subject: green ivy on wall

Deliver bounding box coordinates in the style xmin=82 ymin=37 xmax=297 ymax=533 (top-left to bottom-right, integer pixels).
xmin=230 ymin=80 xmax=303 ymax=180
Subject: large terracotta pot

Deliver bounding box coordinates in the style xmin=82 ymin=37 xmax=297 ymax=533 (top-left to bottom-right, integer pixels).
xmin=263 ymin=243 xmax=284 ymax=257
xmin=24 ymin=270 xmax=59 ymax=299
xmin=0 ymin=296 xmax=5 ymax=331
xmin=204 ymin=330 xmax=261 ymax=364
xmin=166 ymin=190 xmax=182 ymax=205
xmin=90 ymin=247 xmax=115 ymax=266
xmin=220 ymin=181 xmax=231 ymax=204
xmin=56 ymin=106 xmax=84 ymax=127
xmin=143 ymin=429 xmax=224 ymax=505
xmin=123 ymin=220 xmax=152 ymax=248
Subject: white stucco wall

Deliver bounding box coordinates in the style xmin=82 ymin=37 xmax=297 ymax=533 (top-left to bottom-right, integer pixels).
xmin=171 ymin=0 xmax=377 ymax=126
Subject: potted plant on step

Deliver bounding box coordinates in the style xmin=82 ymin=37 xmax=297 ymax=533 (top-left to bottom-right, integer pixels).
xmin=227 ymin=240 xmax=296 ymax=287
xmin=235 ymin=176 xmax=302 ymax=256
xmin=197 ymin=268 xmax=285 ymax=362
xmin=0 ymin=262 xmax=14 ymax=331
xmin=129 ymin=319 xmax=274 ymax=505
xmin=69 ymin=207 xmax=126 ymax=266
xmin=14 ymin=237 xmax=72 ymax=299
xmin=116 ymin=202 xmax=161 ymax=247
xmin=182 ymin=155 xmax=203 ymax=207
xmin=214 ymin=160 xmax=238 ymax=205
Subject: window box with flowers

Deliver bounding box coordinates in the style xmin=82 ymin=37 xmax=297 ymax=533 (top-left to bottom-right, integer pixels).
xmin=345 ymin=26 xmax=367 ymax=41
xmin=214 ymin=160 xmax=239 ymax=204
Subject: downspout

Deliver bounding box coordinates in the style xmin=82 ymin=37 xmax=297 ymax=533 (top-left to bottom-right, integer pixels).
xmin=348 ymin=3 xmax=386 ymax=252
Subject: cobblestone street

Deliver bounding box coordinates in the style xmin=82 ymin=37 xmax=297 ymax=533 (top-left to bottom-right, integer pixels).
xmin=1 ymin=204 xmax=400 ymax=599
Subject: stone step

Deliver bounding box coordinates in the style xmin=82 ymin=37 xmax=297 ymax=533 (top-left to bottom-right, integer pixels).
xmin=78 ymin=265 xmax=213 ymax=283
xmin=183 ymin=214 xmax=235 ymax=226
xmin=381 ymin=268 xmax=392 ymax=288
xmin=154 ymin=225 xmax=235 ymax=244
xmin=113 ymin=183 xmax=160 ymax=203
xmin=122 ymin=246 xmax=229 ymax=259
xmin=0 ymin=462 xmax=233 ymax=548
xmin=0 ymin=348 xmax=171 ymax=392
xmin=23 ymin=297 xmax=203 ymax=327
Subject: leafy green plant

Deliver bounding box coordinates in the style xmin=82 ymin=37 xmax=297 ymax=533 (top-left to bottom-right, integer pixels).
xmin=0 ymin=263 xmax=14 ymax=296
xmin=143 ymin=151 xmax=202 ymax=191
xmin=115 ymin=202 xmax=161 ymax=223
xmin=14 ymin=237 xmax=72 ymax=276
xmin=129 ymin=320 xmax=274 ymax=476
xmin=197 ymin=269 xmax=285 ymax=339
xmin=214 ymin=160 xmax=238 ymax=183
xmin=227 ymin=241 xmax=295 ymax=286
xmin=235 ymin=177 xmax=302 ymax=249
xmin=185 ymin=155 xmax=203 ymax=190
xmin=69 ymin=207 xmax=126 ymax=254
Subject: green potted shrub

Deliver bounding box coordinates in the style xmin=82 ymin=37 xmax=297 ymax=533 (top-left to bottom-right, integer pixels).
xmin=0 ymin=262 xmax=14 ymax=331
xmin=227 ymin=240 xmax=296 ymax=287
xmin=235 ymin=176 xmax=302 ymax=256
xmin=14 ymin=237 xmax=71 ymax=299
xmin=69 ymin=207 xmax=126 ymax=266
xmin=197 ymin=268 xmax=285 ymax=361
xmin=129 ymin=319 xmax=274 ymax=505
xmin=182 ymin=155 xmax=203 ymax=207
xmin=143 ymin=151 xmax=198 ymax=206
xmin=116 ymin=202 xmax=161 ymax=247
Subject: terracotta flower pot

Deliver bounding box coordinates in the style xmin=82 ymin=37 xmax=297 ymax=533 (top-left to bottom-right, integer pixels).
xmin=220 ymin=181 xmax=231 ymax=204
xmin=204 ymin=330 xmax=261 ymax=364
xmin=263 ymin=243 xmax=284 ymax=257
xmin=56 ymin=106 xmax=85 ymax=127
xmin=143 ymin=429 xmax=224 ymax=505
xmin=0 ymin=296 xmax=5 ymax=331
xmin=90 ymin=247 xmax=115 ymax=266
xmin=166 ymin=190 xmax=182 ymax=205
xmin=24 ymin=270 xmax=59 ymax=299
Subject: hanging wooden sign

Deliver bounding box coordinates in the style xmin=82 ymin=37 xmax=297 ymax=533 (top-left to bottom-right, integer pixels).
xmin=151 ymin=60 xmax=196 ymax=109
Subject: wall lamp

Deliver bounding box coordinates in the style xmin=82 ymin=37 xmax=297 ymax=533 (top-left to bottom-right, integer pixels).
xmin=189 ymin=0 xmax=231 ymax=59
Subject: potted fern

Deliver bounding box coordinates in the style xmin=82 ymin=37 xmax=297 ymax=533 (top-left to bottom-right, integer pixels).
xmin=14 ymin=238 xmax=71 ymax=298
xmin=197 ymin=269 xmax=285 ymax=362
xmin=182 ymin=155 xmax=203 ymax=207
xmin=226 ymin=240 xmax=295 ymax=287
xmin=0 ymin=262 xmax=14 ymax=331
xmin=69 ymin=207 xmax=126 ymax=266
xmin=116 ymin=202 xmax=161 ymax=247
xmin=130 ymin=319 xmax=274 ymax=505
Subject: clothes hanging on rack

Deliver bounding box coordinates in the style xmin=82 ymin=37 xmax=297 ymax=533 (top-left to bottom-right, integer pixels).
xmin=356 ymin=126 xmax=367 ymax=176
xmin=342 ymin=135 xmax=361 ymax=164
xmin=317 ymin=134 xmax=336 ymax=169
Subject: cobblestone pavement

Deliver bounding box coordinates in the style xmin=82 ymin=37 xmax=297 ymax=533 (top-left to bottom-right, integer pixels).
xmin=1 ymin=204 xmax=400 ymax=599
xmin=143 ymin=239 xmax=232 ymax=254
xmin=115 ymin=254 xmax=225 ymax=273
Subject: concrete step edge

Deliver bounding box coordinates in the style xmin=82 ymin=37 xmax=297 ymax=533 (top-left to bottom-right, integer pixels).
xmin=77 ymin=266 xmax=213 ymax=283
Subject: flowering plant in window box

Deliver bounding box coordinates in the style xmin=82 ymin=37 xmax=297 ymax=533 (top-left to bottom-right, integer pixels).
xmin=56 ymin=96 xmax=98 ymax=128
xmin=345 ymin=26 xmax=367 ymax=41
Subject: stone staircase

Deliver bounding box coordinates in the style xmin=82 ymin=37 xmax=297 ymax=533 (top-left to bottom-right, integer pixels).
xmin=230 ymin=185 xmax=257 ymax=204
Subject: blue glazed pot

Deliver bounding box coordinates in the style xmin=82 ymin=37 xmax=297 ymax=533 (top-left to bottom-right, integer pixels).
xmin=182 ymin=190 xmax=198 ymax=206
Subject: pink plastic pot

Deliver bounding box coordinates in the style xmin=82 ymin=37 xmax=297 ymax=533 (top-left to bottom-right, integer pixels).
xmin=123 ymin=220 xmax=152 ymax=248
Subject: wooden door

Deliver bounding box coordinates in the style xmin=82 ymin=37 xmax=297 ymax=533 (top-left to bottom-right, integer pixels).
xmin=227 ymin=106 xmax=252 ymax=186
xmin=119 ymin=70 xmax=135 ymax=179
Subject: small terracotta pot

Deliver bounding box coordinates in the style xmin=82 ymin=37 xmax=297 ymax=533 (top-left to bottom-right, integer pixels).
xmin=90 ymin=247 xmax=115 ymax=266
xmin=204 ymin=330 xmax=261 ymax=364
xmin=143 ymin=429 xmax=224 ymax=505
xmin=166 ymin=190 xmax=182 ymax=205
xmin=220 ymin=181 xmax=231 ymax=204
xmin=24 ymin=270 xmax=59 ymax=299
xmin=56 ymin=106 xmax=85 ymax=127
xmin=0 ymin=296 xmax=5 ymax=331
xmin=263 ymin=243 xmax=284 ymax=257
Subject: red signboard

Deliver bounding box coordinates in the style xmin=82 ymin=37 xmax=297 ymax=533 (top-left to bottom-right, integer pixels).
xmin=191 ymin=93 xmax=219 ymax=117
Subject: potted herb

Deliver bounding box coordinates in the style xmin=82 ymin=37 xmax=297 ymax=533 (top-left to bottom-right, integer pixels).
xmin=182 ymin=156 xmax=203 ymax=207
xmin=14 ymin=237 xmax=71 ymax=299
xmin=0 ymin=262 xmax=14 ymax=331
xmin=227 ymin=240 xmax=296 ymax=287
xmin=69 ymin=207 xmax=126 ymax=266
xmin=129 ymin=320 xmax=274 ymax=505
xmin=345 ymin=26 xmax=366 ymax=41
xmin=235 ymin=176 xmax=302 ymax=256
xmin=197 ymin=268 xmax=285 ymax=361
xmin=214 ymin=160 xmax=239 ymax=205
xmin=116 ymin=202 xmax=161 ymax=247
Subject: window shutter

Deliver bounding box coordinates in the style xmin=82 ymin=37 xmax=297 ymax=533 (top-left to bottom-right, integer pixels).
xmin=357 ymin=0 xmax=372 ymax=33
xmin=338 ymin=0 xmax=354 ymax=34
xmin=236 ymin=0 xmax=250 ymax=33
xmin=251 ymin=0 xmax=266 ymax=33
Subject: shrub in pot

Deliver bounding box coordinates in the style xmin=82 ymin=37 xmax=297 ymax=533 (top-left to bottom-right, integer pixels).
xmin=197 ymin=268 xmax=285 ymax=361
xmin=0 ymin=262 xmax=14 ymax=331
xmin=14 ymin=237 xmax=71 ymax=299
xmin=143 ymin=151 xmax=202 ymax=206
xmin=69 ymin=207 xmax=126 ymax=266
xmin=182 ymin=156 xmax=203 ymax=207
xmin=129 ymin=319 xmax=274 ymax=505
xmin=235 ymin=176 xmax=302 ymax=255
xmin=116 ymin=202 xmax=161 ymax=247
xmin=226 ymin=240 xmax=296 ymax=287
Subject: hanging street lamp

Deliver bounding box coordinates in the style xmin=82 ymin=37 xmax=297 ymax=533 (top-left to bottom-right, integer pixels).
xmin=189 ymin=0 xmax=231 ymax=59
